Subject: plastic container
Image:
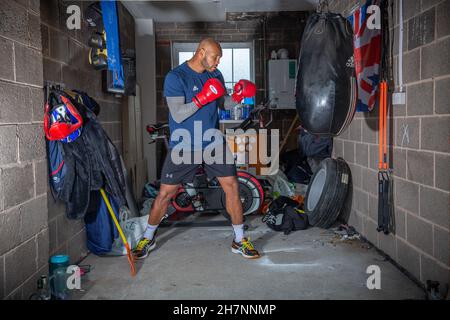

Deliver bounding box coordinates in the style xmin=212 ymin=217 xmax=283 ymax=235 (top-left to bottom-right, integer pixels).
xmin=49 ymin=255 xmax=70 ymax=300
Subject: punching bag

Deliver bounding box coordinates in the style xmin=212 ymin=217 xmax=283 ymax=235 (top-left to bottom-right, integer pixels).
xmin=295 ymin=11 xmax=357 ymax=136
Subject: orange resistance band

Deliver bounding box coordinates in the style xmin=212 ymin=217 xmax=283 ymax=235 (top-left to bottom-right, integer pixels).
xmin=378 ymin=81 xmax=388 ymax=170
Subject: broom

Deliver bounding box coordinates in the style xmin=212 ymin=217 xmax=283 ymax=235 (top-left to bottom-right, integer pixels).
xmin=100 ymin=188 xmax=136 ymax=277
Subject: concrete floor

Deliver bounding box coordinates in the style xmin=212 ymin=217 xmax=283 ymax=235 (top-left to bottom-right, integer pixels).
xmin=74 ymin=214 xmax=425 ymax=300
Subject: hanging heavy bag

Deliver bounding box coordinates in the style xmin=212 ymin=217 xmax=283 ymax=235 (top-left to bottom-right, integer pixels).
xmin=295 ymin=9 xmax=357 ymax=136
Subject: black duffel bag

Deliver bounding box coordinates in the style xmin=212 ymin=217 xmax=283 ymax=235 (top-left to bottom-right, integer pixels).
xmin=295 ymin=11 xmax=357 ymax=136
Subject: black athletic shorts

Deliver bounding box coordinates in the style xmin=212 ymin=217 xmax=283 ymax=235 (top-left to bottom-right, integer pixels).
xmin=160 ymin=147 xmax=237 ymax=185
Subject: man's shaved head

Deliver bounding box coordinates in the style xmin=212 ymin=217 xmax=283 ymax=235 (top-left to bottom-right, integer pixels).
xmin=188 ymin=38 xmax=223 ymax=73
xmin=196 ymin=38 xmax=222 ymax=55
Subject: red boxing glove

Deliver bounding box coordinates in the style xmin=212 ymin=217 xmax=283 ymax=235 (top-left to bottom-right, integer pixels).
xmin=231 ymin=79 xmax=256 ymax=103
xmin=193 ymin=78 xmax=225 ymax=108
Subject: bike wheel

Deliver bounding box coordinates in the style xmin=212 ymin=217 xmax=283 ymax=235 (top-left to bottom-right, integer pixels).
xmin=221 ymin=171 xmax=264 ymax=220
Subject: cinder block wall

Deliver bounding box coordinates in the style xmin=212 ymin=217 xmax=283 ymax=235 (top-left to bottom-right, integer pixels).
xmin=0 ymin=0 xmax=134 ymax=299
xmin=329 ymin=0 xmax=449 ymax=290
xmin=0 ymin=0 xmax=47 ymax=300
xmin=41 ymin=0 xmax=134 ymax=268
xmin=154 ymin=12 xmax=309 ymax=176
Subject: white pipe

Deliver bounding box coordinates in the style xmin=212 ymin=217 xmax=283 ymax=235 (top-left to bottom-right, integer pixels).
xmin=398 ymin=0 xmax=404 ymax=92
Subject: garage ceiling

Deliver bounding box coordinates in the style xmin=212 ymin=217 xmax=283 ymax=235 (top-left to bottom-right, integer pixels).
xmin=122 ymin=0 xmax=319 ymax=22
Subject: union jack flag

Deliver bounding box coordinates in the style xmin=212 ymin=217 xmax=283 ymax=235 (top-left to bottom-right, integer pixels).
xmin=348 ymin=0 xmax=382 ymax=112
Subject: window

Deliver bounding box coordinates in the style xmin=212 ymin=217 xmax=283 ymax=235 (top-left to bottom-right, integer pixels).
xmin=172 ymin=42 xmax=255 ymax=92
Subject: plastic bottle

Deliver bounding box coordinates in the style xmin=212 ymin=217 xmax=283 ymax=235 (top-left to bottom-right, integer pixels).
xmin=49 ymin=255 xmax=70 ymax=300
xmin=38 ymin=276 xmax=52 ymax=300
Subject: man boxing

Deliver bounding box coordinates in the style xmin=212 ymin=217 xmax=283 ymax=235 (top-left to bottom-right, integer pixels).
xmin=133 ymin=38 xmax=260 ymax=259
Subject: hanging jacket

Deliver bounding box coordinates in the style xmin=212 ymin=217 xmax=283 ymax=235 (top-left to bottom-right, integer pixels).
xmin=58 ymin=96 xmax=126 ymax=219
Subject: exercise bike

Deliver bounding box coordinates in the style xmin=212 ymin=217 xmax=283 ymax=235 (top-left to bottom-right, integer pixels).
xmin=146 ymin=122 xmax=265 ymax=221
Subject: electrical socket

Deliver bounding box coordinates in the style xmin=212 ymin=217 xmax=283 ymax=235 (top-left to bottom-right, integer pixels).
xmin=392 ymin=92 xmax=406 ymax=105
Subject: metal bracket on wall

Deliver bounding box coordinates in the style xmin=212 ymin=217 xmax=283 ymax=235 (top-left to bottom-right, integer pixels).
xmin=44 ymin=80 xmax=66 ymax=103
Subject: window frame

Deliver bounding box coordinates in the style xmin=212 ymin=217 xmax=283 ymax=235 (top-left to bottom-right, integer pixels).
xmin=171 ymin=41 xmax=255 ymax=91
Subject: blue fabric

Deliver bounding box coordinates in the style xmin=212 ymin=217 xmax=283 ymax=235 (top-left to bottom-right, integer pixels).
xmin=85 ymin=193 xmax=120 ymax=255
xmin=164 ymin=62 xmax=225 ymax=150
xmin=48 ymin=140 xmax=67 ymax=198
xmin=100 ymin=1 xmax=124 ymax=89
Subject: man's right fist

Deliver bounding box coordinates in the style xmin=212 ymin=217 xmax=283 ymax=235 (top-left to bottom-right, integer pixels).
xmin=193 ymin=78 xmax=225 ymax=108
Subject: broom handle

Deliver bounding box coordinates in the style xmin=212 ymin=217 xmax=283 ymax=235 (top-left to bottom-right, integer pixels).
xmin=100 ymin=188 xmax=129 ymax=247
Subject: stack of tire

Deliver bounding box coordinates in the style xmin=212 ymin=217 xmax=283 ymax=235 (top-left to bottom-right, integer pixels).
xmin=305 ymin=158 xmax=351 ymax=228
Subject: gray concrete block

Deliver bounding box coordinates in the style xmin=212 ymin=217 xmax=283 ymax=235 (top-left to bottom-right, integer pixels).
xmin=49 ymin=29 xmax=69 ymax=64
xmin=362 ymin=168 xmax=378 ymax=196
xmin=20 ymin=195 xmax=48 ymax=242
xmin=29 ymin=0 xmax=40 ymax=13
xmin=47 ymin=197 xmax=65 ymax=221
xmin=362 ymin=118 xmax=377 ymax=144
xmin=0 ymin=37 xmax=14 ymax=81
xmin=422 ymin=37 xmax=450 ymax=79
xmin=394 ymin=179 xmax=419 ymax=213
xmin=22 ymin=265 xmax=47 ymax=301
xmin=421 ymin=0 xmax=442 ymax=11
xmin=406 ymin=150 xmax=434 ymax=186
xmin=0 ymin=125 xmax=18 ymax=165
xmin=30 ymin=87 xmax=44 ymax=122
xmin=392 ymin=148 xmax=407 ymax=179
xmin=349 ymin=119 xmax=362 ymax=142
xmin=34 ymin=160 xmax=48 ymax=196
xmin=0 ymin=81 xmax=32 ymax=124
xmin=435 ymin=77 xmax=450 ymax=115
xmin=395 ymin=117 xmax=420 ymax=149
xmin=0 ymin=207 xmax=21 ymax=256
xmin=408 ymin=8 xmax=435 ymax=50
xmin=349 ymin=163 xmax=362 ymax=189
xmin=1 ymin=164 xmax=34 ymax=209
xmin=433 ymin=226 xmax=449 ymax=266
xmin=5 ymin=286 xmax=22 ymax=300
xmin=363 ymin=216 xmax=379 ymax=246
xmin=27 ymin=12 xmax=41 ymax=50
xmin=379 ymin=232 xmax=397 ymax=260
xmin=348 ymin=210 xmax=362 ymax=233
xmin=355 ymin=143 xmax=369 ymax=167
xmin=435 ymin=153 xmax=450 ymax=191
xmin=14 ymin=44 xmax=43 ymax=86
xmin=421 ymin=116 xmax=450 ymax=153
xmin=420 ymin=254 xmax=449 ymax=291
xmin=353 ymin=188 xmax=369 ymax=215
xmin=4 ymin=238 xmax=37 ymax=296
xmin=43 ymin=57 xmax=62 ymax=83
xmin=0 ymin=255 xmax=4 ymax=299
xmin=18 ymin=124 xmax=46 ymax=162
xmin=343 ymin=141 xmax=355 ymax=164
xmin=40 ymin=0 xmax=60 ymax=29
xmin=369 ymin=144 xmax=379 ymax=171
xmin=436 ymin=0 xmax=450 ymax=38
xmin=407 ymin=213 xmax=433 ymax=254
xmin=403 ymin=49 xmax=420 ymax=83
xmin=333 ymin=139 xmax=344 ymax=159
xmin=404 ymin=0 xmax=422 ymax=20
xmin=0 ymin=0 xmax=28 ymax=45
xmin=41 ymin=23 xmax=49 ymax=57
xmin=68 ymin=230 xmax=88 ymax=265
xmin=68 ymin=39 xmax=89 ymax=71
xmin=62 ymin=65 xmax=81 ymax=89
xmin=37 ymin=229 xmax=49 ymax=271
xmin=407 ymin=81 xmax=434 ymax=116
xmin=396 ymin=238 xmax=421 ymax=280
xmin=368 ymin=194 xmax=378 ymax=222
xmin=419 ymin=185 xmax=449 ymax=228
xmin=48 ymin=218 xmax=57 ymax=255
xmin=394 ymin=207 xmax=406 ymax=239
